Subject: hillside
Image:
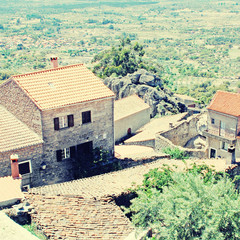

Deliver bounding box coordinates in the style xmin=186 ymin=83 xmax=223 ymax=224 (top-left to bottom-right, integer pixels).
xmin=0 ymin=0 xmax=239 ymax=96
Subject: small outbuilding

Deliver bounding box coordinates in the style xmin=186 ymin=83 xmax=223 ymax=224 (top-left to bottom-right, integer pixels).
xmin=114 ymin=95 xmax=150 ymax=142
xmin=174 ymin=93 xmax=198 ymax=108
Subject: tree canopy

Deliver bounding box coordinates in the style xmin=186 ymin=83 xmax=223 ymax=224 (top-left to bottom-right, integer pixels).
xmin=127 ymin=165 xmax=240 ymax=239
xmin=92 ymin=38 xmax=163 ymax=78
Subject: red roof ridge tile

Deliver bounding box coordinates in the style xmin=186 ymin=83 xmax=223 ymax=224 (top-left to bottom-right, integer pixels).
xmin=12 ymin=63 xmax=85 ymax=78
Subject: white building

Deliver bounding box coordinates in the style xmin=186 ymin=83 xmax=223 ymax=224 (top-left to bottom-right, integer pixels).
xmin=114 ymin=95 xmax=150 ymax=142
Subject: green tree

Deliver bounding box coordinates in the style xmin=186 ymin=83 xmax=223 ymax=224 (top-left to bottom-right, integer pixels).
xmin=128 ymin=170 xmax=240 ymax=239
xmin=92 ymin=39 xmax=163 ymax=78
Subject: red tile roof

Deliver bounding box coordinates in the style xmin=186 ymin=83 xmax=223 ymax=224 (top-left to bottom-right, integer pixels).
xmin=207 ymin=91 xmax=240 ymax=117
xmin=12 ymin=64 xmax=115 ymax=110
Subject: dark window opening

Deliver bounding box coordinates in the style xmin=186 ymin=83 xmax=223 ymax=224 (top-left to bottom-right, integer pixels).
xmin=210 ymin=149 xmax=216 ymax=158
xmin=19 ymin=161 xmax=31 ymax=175
xmin=56 ymin=149 xmax=62 ymax=162
xmin=82 ymin=111 xmax=91 ymax=124
xmin=211 ymin=118 xmax=215 ymax=124
xmin=68 ymin=115 xmax=74 ymax=127
xmin=54 ymin=117 xmax=59 ymax=130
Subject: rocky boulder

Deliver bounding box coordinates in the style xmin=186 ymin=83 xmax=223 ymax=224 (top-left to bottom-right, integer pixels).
xmin=103 ymin=69 xmax=187 ymax=117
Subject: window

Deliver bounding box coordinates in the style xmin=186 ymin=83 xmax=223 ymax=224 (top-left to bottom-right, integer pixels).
xmin=56 ymin=146 xmax=75 ymax=162
xmin=59 ymin=116 xmax=68 ymax=128
xmin=220 ymin=121 xmax=225 ymax=136
xmin=220 ymin=121 xmax=225 ymax=129
xmin=54 ymin=114 xmax=74 ymax=130
xmin=19 ymin=160 xmax=32 ymax=175
xmin=62 ymin=148 xmax=70 ymax=159
xmin=82 ymin=111 xmax=91 ymax=124
xmin=211 ymin=118 xmax=215 ymax=124
xmin=210 ymin=148 xmax=216 ymax=158
xmin=222 ymin=141 xmax=228 ymax=151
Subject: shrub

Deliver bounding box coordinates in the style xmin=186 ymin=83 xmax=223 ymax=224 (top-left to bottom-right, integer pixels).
xmin=128 ymin=171 xmax=240 ymax=239
xmin=162 ymin=147 xmax=189 ymax=159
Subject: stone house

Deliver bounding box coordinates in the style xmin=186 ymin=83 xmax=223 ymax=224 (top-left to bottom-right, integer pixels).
xmin=0 ymin=105 xmax=43 ymax=187
xmin=0 ymin=59 xmax=115 ymax=187
xmin=174 ymin=93 xmax=198 ymax=108
xmin=203 ymin=91 xmax=240 ymax=162
xmin=114 ymin=94 xmax=150 ymax=142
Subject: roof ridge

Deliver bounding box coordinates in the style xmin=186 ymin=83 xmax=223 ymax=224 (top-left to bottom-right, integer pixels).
xmin=12 ymin=63 xmax=85 ymax=78
xmin=216 ymin=90 xmax=240 ymax=96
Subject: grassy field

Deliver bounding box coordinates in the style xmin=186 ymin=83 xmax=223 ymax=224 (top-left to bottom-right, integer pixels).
xmin=0 ymin=0 xmax=239 ymax=93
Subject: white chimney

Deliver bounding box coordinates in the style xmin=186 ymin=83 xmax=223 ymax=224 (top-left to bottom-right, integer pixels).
xmin=50 ymin=56 xmax=58 ymax=68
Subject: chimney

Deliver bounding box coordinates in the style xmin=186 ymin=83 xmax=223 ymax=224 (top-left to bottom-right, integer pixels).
xmin=50 ymin=56 xmax=58 ymax=68
xmin=10 ymin=154 xmax=20 ymax=179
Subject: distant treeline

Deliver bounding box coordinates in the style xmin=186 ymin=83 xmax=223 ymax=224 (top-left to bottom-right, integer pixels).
xmin=41 ymin=1 xmax=159 ymax=10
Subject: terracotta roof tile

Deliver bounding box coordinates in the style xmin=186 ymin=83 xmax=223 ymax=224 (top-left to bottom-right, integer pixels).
xmin=29 ymin=156 xmax=226 ymax=198
xmin=12 ymin=64 xmax=115 ymax=110
xmin=0 ymin=105 xmax=43 ymax=152
xmin=29 ymin=160 xmax=168 ymax=198
xmin=114 ymin=95 xmax=150 ymax=121
xmin=26 ymin=194 xmax=134 ymax=240
xmin=207 ymin=91 xmax=240 ymax=117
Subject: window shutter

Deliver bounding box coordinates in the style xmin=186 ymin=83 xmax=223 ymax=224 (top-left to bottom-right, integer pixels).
xmin=54 ymin=117 xmax=59 ymax=130
xmin=56 ymin=150 xmax=62 ymax=162
xmin=68 ymin=114 xmax=74 ymax=127
xmin=70 ymin=146 xmax=76 ymax=158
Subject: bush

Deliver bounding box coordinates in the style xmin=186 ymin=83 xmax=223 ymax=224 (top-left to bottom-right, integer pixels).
xmin=128 ymin=170 xmax=240 ymax=239
xmin=162 ymin=147 xmax=189 ymax=159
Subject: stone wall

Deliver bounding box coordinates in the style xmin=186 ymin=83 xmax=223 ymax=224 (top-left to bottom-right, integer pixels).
xmin=0 ymin=80 xmax=42 ymax=137
xmin=124 ymin=139 xmax=155 ymax=148
xmin=0 ymin=144 xmax=43 ymax=187
xmin=40 ymin=97 xmax=115 ymax=185
xmin=155 ymin=134 xmax=206 ymax=158
xmin=155 ymin=113 xmax=207 ymax=158
xmin=161 ymin=113 xmax=206 ymax=147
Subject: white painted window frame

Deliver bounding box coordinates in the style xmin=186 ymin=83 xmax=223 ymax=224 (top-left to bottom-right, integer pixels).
xmin=209 ymin=148 xmax=217 ymax=158
xmin=62 ymin=147 xmax=70 ymax=160
xmin=221 ymin=141 xmax=228 ymax=151
xmin=19 ymin=160 xmax=32 ymax=175
xmin=59 ymin=115 xmax=68 ymax=129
